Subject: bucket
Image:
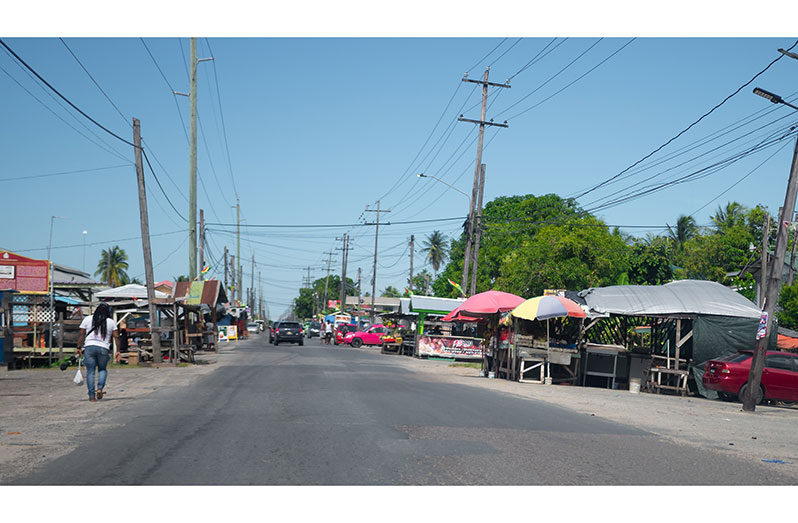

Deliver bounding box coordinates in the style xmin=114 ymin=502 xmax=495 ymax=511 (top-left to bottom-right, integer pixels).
xmin=488 ymin=371 xmax=495 ymax=379
xmin=629 ymin=378 xmax=641 ymax=394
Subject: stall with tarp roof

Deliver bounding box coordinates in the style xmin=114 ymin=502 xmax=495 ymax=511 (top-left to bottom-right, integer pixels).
xmin=378 ymin=295 xmax=466 ymax=356
xmin=173 ymin=280 xmax=227 ymax=352
xmin=577 ymin=279 xmax=773 ymax=397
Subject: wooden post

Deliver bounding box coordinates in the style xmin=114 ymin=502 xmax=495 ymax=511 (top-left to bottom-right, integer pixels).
xmin=57 ymin=311 xmax=64 ymax=361
xmin=470 ymin=164 xmax=486 ymax=296
xmin=133 ymin=118 xmax=162 ymax=363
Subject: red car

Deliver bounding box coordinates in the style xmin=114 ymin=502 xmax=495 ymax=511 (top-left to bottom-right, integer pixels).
xmin=334 ymin=324 xmax=359 ymax=345
xmin=702 ymin=350 xmax=798 ymax=404
xmin=343 ymin=324 xmax=389 ymax=348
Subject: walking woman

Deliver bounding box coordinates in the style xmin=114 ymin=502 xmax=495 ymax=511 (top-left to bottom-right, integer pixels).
xmin=76 ymin=303 xmax=121 ymax=402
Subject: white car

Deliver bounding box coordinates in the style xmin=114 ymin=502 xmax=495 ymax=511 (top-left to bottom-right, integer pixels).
xmin=247 ymin=322 xmax=260 ymax=334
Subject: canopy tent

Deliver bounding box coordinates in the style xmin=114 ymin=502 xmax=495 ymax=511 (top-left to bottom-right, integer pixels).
xmin=442 ymin=290 xmax=524 ymax=321
xmin=579 ymin=280 xmax=772 ymax=398
xmin=95 ymin=284 xmax=168 ymax=300
xmin=578 ymin=280 xmax=762 ymax=319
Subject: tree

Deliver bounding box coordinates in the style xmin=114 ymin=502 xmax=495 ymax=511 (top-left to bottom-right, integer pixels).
xmin=777 ymin=281 xmax=798 ymax=330
xmin=95 ymin=246 xmax=130 ymax=287
xmin=667 ymin=214 xmax=698 ymax=253
xmin=711 ymin=201 xmax=745 ymax=232
xmin=381 ymin=285 xmax=401 ymax=297
xmin=627 ymin=236 xmax=673 ymax=285
xmin=420 ymin=231 xmax=448 ymax=277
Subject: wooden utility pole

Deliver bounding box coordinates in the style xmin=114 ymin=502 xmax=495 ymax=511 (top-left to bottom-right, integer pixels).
xmin=188 ymin=38 xmax=198 ymax=280
xmin=336 ymin=234 xmax=351 ymax=315
xmin=790 ymin=212 xmax=798 ymax=285
xmin=251 ymin=254 xmax=255 ymax=306
xmin=365 ymin=201 xmax=390 ymax=323
xmin=469 ymin=164 xmax=486 ymax=296
xmin=230 ymin=254 xmax=236 ymax=304
xmin=236 ymin=199 xmax=241 ymax=303
xmin=743 ymin=136 xmax=798 ymax=411
xmin=760 ymin=214 xmax=771 ymax=307
xmin=458 ymin=67 xmax=509 ymax=293
xmin=408 ymin=234 xmax=415 ymax=294
xmin=133 ymin=118 xmax=162 ymax=363
xmin=357 ymin=267 xmax=362 ymax=322
xmin=198 ymin=209 xmax=205 ymax=278
xmin=322 ymin=250 xmax=335 ymax=311
xmin=224 ymin=246 xmax=229 ymax=294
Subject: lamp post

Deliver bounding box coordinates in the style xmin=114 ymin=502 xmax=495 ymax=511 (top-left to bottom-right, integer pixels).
xmin=743 ymin=87 xmax=798 ymax=411
xmin=82 ymin=230 xmax=88 ymax=272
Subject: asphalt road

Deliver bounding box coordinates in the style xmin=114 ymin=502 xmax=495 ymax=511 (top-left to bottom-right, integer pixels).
xmin=9 ymin=335 xmax=795 ymax=485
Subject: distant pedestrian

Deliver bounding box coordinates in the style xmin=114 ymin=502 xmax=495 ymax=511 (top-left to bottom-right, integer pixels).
xmin=76 ymin=303 xmax=121 ymax=402
xmin=325 ymin=321 xmax=333 ymax=344
xmin=320 ymin=320 xmax=327 ymax=343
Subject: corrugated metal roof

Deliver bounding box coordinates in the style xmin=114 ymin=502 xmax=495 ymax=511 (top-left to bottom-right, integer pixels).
xmin=579 ymin=280 xmax=762 ymax=319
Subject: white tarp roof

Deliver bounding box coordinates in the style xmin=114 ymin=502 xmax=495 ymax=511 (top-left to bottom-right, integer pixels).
xmin=95 ymin=284 xmax=168 ymax=299
xmin=579 ymin=280 xmax=762 ymax=319
xmin=410 ymin=295 xmax=466 ymax=313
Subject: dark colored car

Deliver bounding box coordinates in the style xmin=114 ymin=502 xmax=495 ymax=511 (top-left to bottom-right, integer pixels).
xmin=702 ymin=350 xmax=798 ymax=404
xmin=306 ymin=321 xmax=321 ymax=338
xmin=272 ymin=321 xmax=304 ymax=346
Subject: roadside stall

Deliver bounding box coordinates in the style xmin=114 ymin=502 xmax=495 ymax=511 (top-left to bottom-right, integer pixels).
xmin=174 ymin=280 xmax=227 ymax=353
xmin=439 ymin=290 xmax=524 ymax=367
xmin=578 ymin=280 xmax=772 ymax=397
xmin=509 ymin=295 xmax=587 ymax=384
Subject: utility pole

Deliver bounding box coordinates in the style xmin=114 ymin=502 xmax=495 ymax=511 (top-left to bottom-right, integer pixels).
xmin=224 ymin=246 xmax=229 ymax=294
xmin=760 ymin=214 xmax=771 ymax=307
xmin=790 ymin=211 xmax=798 ymax=285
xmin=469 ymin=164 xmax=486 ymax=296
xmin=236 ymin=199 xmax=241 ymax=303
xmin=357 ymin=267 xmax=362 ymax=323
xmin=458 ymin=67 xmax=508 ymax=294
xmin=743 ymin=136 xmax=798 ymax=411
xmin=322 ymin=250 xmax=335 ymax=312
xmin=133 ymin=118 xmax=162 ymax=363
xmin=365 ymin=201 xmax=390 ymax=323
xmin=408 ymin=234 xmax=415 ymax=294
xmin=173 ymin=38 xmax=213 ymax=280
xmin=336 ymin=234 xmax=351 ymax=315
xmin=198 ymin=209 xmax=205 ymax=279
xmin=230 ymin=254 xmax=236 ymax=304
xmin=251 ymin=254 xmax=255 ymax=306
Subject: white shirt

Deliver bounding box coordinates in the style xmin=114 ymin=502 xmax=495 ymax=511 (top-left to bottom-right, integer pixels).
xmin=320 ymin=322 xmax=327 ymax=334
xmin=80 ymin=315 xmax=118 ymax=349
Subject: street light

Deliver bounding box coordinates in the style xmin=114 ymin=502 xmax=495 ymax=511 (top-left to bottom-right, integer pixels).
xmin=416 ymin=173 xmax=471 ymax=200
xmin=82 ymin=230 xmax=88 ymax=272
xmin=742 ymin=87 xmax=798 ymax=411
xmin=753 ymin=87 xmax=798 ymax=110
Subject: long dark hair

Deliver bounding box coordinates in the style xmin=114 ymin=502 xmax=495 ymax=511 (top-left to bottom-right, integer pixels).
xmin=91 ymin=303 xmax=111 ymax=339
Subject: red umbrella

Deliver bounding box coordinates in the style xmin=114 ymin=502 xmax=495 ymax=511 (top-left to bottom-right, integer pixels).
xmin=442 ymin=290 xmax=525 ymax=321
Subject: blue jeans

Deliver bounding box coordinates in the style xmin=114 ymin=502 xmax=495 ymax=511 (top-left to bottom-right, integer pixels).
xmin=84 ymin=345 xmax=110 ymax=399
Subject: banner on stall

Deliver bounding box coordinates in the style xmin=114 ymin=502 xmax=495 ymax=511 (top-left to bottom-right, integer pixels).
xmin=218 ymin=325 xmax=238 ymax=342
xmin=417 ymin=335 xmax=482 ymax=359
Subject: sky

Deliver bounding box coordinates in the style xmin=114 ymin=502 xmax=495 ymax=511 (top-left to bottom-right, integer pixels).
xmin=4 ymin=3 xmax=798 ymax=320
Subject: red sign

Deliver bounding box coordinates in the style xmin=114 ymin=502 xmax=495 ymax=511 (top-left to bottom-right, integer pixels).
xmin=0 ymin=251 xmax=49 ymax=294
xmin=327 ymin=299 xmax=340 ymax=308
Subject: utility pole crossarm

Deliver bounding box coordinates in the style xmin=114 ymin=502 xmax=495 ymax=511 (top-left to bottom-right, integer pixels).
xmin=462 ymin=78 xmax=511 ymax=89
xmin=457 ymin=117 xmax=509 ymax=128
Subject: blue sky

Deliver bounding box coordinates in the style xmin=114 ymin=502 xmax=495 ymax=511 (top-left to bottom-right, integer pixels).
xmin=3 ymin=4 xmax=798 ymax=318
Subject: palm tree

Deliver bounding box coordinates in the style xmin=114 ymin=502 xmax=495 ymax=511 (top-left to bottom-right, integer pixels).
xmin=95 ymin=245 xmax=130 ymax=287
xmin=711 ymin=201 xmax=745 ymax=232
xmin=667 ymin=215 xmax=697 ymax=251
xmin=421 ymin=231 xmax=448 ymax=277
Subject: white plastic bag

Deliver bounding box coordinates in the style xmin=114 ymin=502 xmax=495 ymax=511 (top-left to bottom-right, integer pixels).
xmin=73 ymin=358 xmax=83 ymax=385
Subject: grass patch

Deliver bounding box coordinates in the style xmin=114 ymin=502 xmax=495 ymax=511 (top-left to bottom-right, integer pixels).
xmin=449 ymin=362 xmax=482 ymax=369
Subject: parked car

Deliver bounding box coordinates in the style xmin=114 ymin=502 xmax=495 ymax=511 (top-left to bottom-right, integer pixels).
xmin=272 ymin=321 xmax=304 ymax=346
xmin=269 ymin=323 xmax=275 ymax=343
xmin=247 ymin=322 xmax=260 ymax=334
xmin=334 ymin=323 xmax=359 ymax=345
xmin=306 ymin=321 xmax=321 ymax=338
xmin=702 ymin=350 xmax=798 ymax=404
xmin=344 ymin=324 xmax=389 ymax=348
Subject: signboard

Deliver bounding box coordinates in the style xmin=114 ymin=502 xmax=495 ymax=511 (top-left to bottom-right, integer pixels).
xmin=217 ymin=325 xmax=238 ymax=342
xmin=328 ymin=299 xmax=340 ymax=308
xmin=417 ymin=335 xmax=483 ymax=360
xmin=544 ymin=289 xmax=566 ymax=296
xmin=0 ymin=252 xmax=49 ymax=294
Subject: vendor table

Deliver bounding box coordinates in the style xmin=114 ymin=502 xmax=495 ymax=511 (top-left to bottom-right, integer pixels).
xmin=581 ymin=343 xmax=626 ymax=389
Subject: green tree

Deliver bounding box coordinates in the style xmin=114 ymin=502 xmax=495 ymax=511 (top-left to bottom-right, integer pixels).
xmin=495 ymin=215 xmax=630 ymax=297
xmin=711 ymin=201 xmax=745 ymax=232
xmin=95 ymin=245 xmax=130 ymax=287
xmin=777 ymin=281 xmax=798 ymax=330
xmin=420 ymin=230 xmax=448 ymax=277
xmin=627 ymin=236 xmax=673 ymax=285
xmin=381 ymin=285 xmax=401 ymax=297
xmin=667 ymin=214 xmax=698 ymax=253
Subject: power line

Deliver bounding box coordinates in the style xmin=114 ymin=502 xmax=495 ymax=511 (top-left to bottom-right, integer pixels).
xmin=572 ymin=38 xmax=798 ymax=202
xmin=0 ymin=164 xmax=129 ymax=182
